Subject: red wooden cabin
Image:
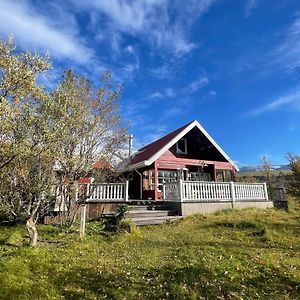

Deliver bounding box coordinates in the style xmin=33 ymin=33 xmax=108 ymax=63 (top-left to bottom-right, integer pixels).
xmin=119 ymin=120 xmax=239 ymax=200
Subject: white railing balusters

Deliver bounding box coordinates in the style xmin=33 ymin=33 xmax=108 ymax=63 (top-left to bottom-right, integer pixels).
xmin=77 ymin=182 xmax=129 ymax=202
xmin=163 ymin=180 xmax=268 ymax=202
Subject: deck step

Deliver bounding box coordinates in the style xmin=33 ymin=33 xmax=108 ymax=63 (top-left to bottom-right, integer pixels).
xmin=128 ymin=205 xmax=172 ymax=211
xmin=126 ymin=210 xmax=177 ymax=218
xmin=128 ymin=215 xmax=183 ymax=226
xmin=125 ymin=202 xmax=181 ymax=226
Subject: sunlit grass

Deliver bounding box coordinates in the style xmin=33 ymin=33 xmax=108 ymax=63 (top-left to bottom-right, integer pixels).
xmin=0 ymin=199 xmax=299 ymax=299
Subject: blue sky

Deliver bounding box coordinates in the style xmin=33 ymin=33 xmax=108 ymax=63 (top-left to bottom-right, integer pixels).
xmin=1 ymin=0 xmax=300 ymax=166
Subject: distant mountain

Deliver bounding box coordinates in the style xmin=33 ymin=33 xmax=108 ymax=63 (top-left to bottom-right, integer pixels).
xmin=239 ymin=164 xmax=290 ymax=173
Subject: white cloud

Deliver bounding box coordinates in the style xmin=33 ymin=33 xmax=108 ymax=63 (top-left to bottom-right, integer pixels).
xmin=73 ymin=0 xmax=216 ymax=56
xmin=0 ymin=0 xmax=95 ymax=65
xmin=249 ymin=90 xmax=300 ymax=116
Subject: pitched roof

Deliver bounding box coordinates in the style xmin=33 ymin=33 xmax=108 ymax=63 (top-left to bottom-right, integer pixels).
xmin=92 ymin=159 xmax=113 ymax=170
xmin=130 ymin=121 xmax=193 ymax=166
xmin=124 ymin=120 xmax=239 ymax=171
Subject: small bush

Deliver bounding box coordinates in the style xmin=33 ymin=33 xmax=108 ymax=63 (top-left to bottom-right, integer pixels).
xmin=102 ymin=204 xmax=131 ymax=233
xmin=87 ymin=220 xmax=106 ymax=236
xmin=119 ymin=219 xmax=136 ymax=233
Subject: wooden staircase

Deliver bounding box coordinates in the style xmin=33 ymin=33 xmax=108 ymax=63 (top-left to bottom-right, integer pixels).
xmin=125 ymin=202 xmax=182 ymax=226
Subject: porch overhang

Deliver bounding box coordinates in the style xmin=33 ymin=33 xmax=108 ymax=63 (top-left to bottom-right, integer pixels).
xmin=124 ymin=158 xmax=234 ymax=172
xmin=157 ymin=157 xmax=235 ymax=171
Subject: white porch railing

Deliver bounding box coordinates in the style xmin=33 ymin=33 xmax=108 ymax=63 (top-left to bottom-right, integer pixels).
xmin=163 ymin=180 xmax=269 ymax=202
xmin=79 ymin=181 xmax=129 ymax=202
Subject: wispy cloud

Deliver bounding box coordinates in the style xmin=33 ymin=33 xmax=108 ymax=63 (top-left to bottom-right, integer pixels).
xmin=271 ymin=16 xmax=300 ymax=74
xmin=287 ymin=121 xmax=298 ymax=132
xmin=186 ymin=77 xmax=209 ymax=93
xmin=73 ymin=0 xmax=216 ymax=57
xmin=150 ymin=75 xmax=209 ymax=99
xmin=149 ymin=88 xmax=176 ymax=99
xmin=119 ymin=45 xmax=140 ymax=80
xmin=136 ymin=124 xmax=169 ymax=147
xmin=150 ymin=92 xmax=164 ymax=99
xmin=0 ymin=0 xmax=96 ymax=65
xmin=249 ymin=90 xmax=300 ymax=116
xmin=151 ymin=64 xmax=176 ymax=80
xmin=245 ymin=0 xmax=258 ymax=17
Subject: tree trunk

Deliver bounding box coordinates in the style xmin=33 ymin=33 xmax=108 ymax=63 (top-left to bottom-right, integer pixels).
xmin=26 ymin=217 xmax=38 ymax=247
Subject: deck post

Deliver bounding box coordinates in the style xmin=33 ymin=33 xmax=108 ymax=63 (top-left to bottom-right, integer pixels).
xmin=80 ymin=204 xmax=87 ymax=239
xmin=125 ymin=181 xmax=129 ymax=201
xmin=154 ymin=161 xmax=158 ymax=200
xmin=263 ymin=183 xmax=269 ymax=201
xmin=86 ymin=183 xmax=90 ymax=201
xmin=178 ymin=179 xmax=183 ymax=202
xmin=213 ymin=162 xmax=216 ymax=181
xmin=230 ymin=181 xmax=235 ymax=208
xmin=163 ymin=184 xmax=166 ymax=200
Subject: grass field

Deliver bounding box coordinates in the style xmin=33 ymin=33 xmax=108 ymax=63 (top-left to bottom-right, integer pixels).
xmin=0 ymin=200 xmax=300 ymax=300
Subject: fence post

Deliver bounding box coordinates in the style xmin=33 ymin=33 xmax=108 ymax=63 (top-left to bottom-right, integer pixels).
xmin=80 ymin=204 xmax=87 ymax=239
xmin=263 ymin=183 xmax=269 ymax=201
xmin=178 ymin=179 xmax=183 ymax=202
xmin=230 ymin=181 xmax=235 ymax=209
xmin=163 ymin=184 xmax=166 ymax=200
xmin=125 ymin=181 xmax=129 ymax=201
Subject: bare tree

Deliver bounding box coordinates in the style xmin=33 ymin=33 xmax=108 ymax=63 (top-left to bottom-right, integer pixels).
xmin=41 ymin=70 xmax=128 ymax=226
xmin=286 ymin=153 xmax=300 ymax=200
xmin=261 ymin=156 xmax=275 ymax=200
xmin=0 ymin=37 xmax=127 ymax=244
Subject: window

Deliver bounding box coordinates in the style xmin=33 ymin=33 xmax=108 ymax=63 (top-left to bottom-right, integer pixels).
xmin=216 ymin=170 xmax=224 ymax=182
xmin=150 ymin=170 xmax=177 ymax=191
xmin=224 ymin=170 xmax=232 ymax=182
xmin=216 ymin=170 xmax=232 ymax=182
xmin=176 ymin=138 xmax=187 ymax=154
xmin=189 ymin=172 xmax=211 ymax=181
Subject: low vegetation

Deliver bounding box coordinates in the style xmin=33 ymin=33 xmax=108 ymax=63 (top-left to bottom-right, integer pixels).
xmin=1 ymin=200 xmax=300 ymax=299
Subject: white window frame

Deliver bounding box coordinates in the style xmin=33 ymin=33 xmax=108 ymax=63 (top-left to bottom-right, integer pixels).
xmin=176 ymin=138 xmax=187 ymax=154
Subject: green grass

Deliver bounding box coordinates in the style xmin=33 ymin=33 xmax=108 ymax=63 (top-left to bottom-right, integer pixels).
xmin=1 ymin=200 xmax=300 ymax=300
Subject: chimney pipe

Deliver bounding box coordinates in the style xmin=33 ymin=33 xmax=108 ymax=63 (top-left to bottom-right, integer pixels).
xmin=129 ymin=134 xmax=133 ymax=157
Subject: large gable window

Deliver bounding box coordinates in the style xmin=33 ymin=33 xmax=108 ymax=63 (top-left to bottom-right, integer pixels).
xmin=176 ymin=138 xmax=187 ymax=154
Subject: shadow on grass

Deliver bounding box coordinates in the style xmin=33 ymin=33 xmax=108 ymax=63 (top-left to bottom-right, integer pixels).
xmin=51 ymin=259 xmax=300 ymax=300
xmin=51 ymin=262 xmax=216 ymax=299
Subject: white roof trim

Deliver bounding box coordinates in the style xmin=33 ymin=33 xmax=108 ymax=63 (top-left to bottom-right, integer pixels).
xmin=145 ymin=120 xmax=239 ymax=171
